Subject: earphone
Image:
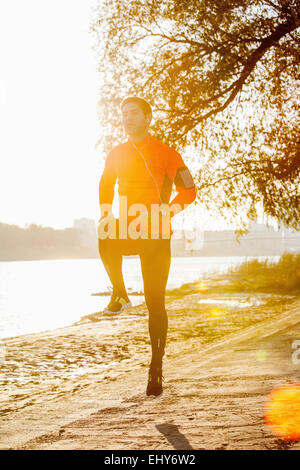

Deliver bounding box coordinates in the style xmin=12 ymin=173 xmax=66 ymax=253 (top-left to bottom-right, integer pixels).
xmin=130 ymin=137 xmax=163 ymax=205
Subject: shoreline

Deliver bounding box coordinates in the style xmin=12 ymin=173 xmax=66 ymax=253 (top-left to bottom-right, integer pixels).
xmin=0 ymin=254 xmax=282 ymax=262
xmin=12 ymin=315 xmax=300 ymax=451
xmin=1 ymin=271 xmax=299 ymax=449
xmin=0 ymin=264 xmax=288 ymax=343
xmin=0 ymin=255 xmax=256 ymax=342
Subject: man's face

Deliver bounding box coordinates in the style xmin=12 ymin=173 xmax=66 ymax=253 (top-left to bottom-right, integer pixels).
xmin=121 ymin=102 xmax=151 ymax=137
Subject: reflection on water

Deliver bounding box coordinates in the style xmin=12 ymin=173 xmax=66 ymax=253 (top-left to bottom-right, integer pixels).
xmin=198 ymin=297 xmax=262 ymax=308
xmin=0 ymin=256 xmax=271 ymax=339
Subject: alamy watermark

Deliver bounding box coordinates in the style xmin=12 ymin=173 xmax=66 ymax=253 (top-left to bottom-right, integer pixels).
xmin=97 ymin=197 xmax=197 ymax=240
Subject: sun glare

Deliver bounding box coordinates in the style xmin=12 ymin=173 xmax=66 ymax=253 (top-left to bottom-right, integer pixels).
xmin=264 ymin=383 xmax=300 ymax=441
xmin=208 ymin=307 xmax=227 ymax=319
xmin=195 ymin=281 xmax=209 ymax=292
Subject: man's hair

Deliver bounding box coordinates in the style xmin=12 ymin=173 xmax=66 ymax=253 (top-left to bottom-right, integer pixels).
xmin=120 ymin=96 xmax=152 ymax=116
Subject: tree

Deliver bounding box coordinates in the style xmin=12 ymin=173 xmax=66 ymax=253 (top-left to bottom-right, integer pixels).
xmin=92 ymin=0 xmax=300 ymax=230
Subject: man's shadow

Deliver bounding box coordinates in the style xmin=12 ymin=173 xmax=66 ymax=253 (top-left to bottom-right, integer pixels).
xmin=156 ymin=423 xmax=194 ymax=450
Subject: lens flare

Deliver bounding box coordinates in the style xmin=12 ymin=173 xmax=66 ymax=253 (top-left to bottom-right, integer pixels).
xmin=195 ymin=281 xmax=209 ymax=292
xmin=208 ymin=308 xmax=227 ymax=319
xmin=264 ymin=383 xmax=300 ymax=441
xmin=256 ymin=350 xmax=267 ymax=361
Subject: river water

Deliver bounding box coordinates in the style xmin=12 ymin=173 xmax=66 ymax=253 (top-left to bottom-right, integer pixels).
xmin=0 ymin=256 xmax=272 ymax=339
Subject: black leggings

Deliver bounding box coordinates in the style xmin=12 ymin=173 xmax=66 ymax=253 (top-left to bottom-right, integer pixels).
xmin=98 ymin=232 xmax=171 ymax=365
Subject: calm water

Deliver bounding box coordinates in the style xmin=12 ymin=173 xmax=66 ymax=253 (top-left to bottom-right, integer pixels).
xmin=0 ymin=256 xmax=267 ymax=339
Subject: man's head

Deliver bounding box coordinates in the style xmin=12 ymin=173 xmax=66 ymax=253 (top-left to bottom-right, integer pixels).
xmin=120 ymin=96 xmax=152 ymax=139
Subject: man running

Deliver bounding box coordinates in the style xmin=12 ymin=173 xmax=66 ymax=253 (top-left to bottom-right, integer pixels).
xmin=98 ymin=96 xmax=196 ymax=396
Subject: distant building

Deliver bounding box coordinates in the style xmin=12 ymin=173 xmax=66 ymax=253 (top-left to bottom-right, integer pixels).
xmin=73 ymin=218 xmax=97 ymax=233
xmin=73 ymin=218 xmax=97 ymax=249
xmin=71 ymin=218 xmax=300 ymax=257
xmin=280 ymin=228 xmax=300 ymax=253
xmin=199 ymin=222 xmax=300 ymax=256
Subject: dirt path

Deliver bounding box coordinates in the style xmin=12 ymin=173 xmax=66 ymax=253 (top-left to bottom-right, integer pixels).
xmin=2 ymin=297 xmax=299 ymax=450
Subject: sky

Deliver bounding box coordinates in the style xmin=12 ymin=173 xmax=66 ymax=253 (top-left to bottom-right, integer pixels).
xmin=0 ymin=0 xmax=237 ymax=232
xmin=0 ymin=0 xmax=101 ymax=229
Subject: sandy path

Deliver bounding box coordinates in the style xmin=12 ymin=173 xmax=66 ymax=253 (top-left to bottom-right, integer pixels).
xmin=1 ymin=293 xmax=300 ymax=450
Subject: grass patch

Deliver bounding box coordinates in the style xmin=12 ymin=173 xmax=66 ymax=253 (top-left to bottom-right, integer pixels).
xmin=228 ymin=252 xmax=300 ymax=294
xmin=165 ymin=252 xmax=300 ymax=297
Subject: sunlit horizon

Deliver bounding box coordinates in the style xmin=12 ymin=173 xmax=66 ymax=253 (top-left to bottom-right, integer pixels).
xmin=0 ymin=0 xmax=102 ymax=231
xmin=0 ymin=1 xmax=252 ymax=233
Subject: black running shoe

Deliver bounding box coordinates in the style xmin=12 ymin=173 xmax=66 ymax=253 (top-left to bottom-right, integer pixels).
xmin=146 ymin=363 xmax=163 ymax=396
xmin=103 ymin=294 xmax=131 ymax=315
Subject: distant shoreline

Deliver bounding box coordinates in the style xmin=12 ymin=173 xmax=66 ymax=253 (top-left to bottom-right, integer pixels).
xmin=0 ymin=253 xmax=283 ymax=262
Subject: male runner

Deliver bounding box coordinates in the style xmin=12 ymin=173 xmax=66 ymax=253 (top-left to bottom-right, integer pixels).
xmin=98 ymin=96 xmax=196 ymax=396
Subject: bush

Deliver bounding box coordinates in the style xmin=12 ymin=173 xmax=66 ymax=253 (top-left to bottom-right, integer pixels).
xmin=230 ymin=252 xmax=300 ymax=294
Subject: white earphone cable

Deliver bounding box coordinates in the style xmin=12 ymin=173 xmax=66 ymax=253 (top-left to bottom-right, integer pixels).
xmin=130 ymin=138 xmax=163 ymax=205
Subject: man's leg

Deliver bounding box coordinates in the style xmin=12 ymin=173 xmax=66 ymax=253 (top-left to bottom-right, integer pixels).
xmin=139 ymin=239 xmax=171 ymax=367
xmin=98 ymin=237 xmax=129 ymax=301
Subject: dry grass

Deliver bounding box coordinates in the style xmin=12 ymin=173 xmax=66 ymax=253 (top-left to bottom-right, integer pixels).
xmin=228 ymin=252 xmax=300 ymax=294
xmin=166 ymin=252 xmax=300 ymax=297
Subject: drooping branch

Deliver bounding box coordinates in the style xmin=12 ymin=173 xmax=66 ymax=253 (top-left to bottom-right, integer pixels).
xmin=193 ymin=19 xmax=299 ymax=123
xmin=152 ymin=18 xmax=299 ymax=143
xmin=93 ymin=0 xmax=300 ymax=229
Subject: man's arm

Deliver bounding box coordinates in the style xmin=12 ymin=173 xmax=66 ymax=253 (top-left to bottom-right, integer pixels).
xmin=167 ymin=151 xmax=197 ymax=214
xmin=99 ymin=151 xmax=117 ymax=218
